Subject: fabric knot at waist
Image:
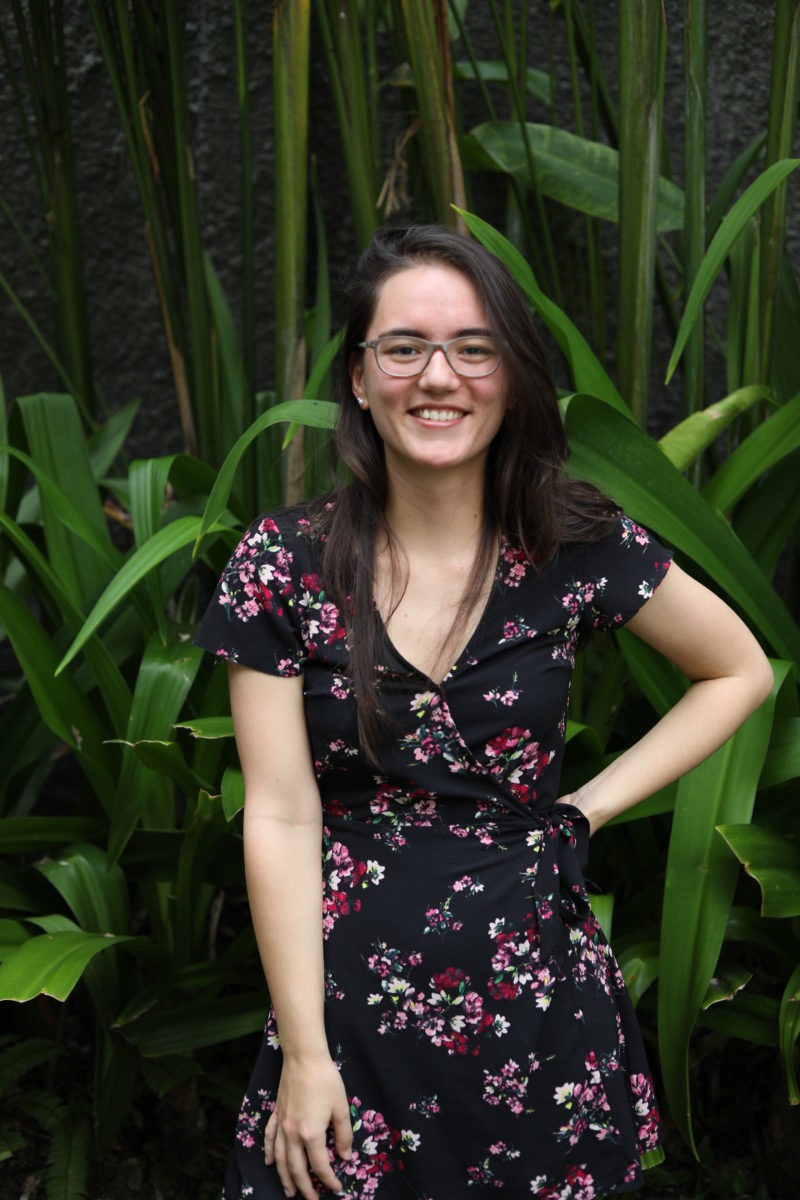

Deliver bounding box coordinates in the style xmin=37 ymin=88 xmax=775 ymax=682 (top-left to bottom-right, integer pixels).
xmin=525 ymin=803 xmax=592 ymax=975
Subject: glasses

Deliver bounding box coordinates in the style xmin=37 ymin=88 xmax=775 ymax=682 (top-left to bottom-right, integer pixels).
xmin=358 ymin=335 xmax=501 ymax=378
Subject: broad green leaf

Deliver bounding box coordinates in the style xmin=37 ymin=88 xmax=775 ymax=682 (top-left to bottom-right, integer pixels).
xmin=173 ymin=791 xmax=228 ymax=967
xmin=702 ymin=391 xmax=800 ymax=512
xmin=0 ymin=583 xmax=116 ymax=800
xmin=658 ymin=385 xmax=770 ymax=472
xmin=666 ymin=158 xmax=800 ymax=382
xmin=108 ymin=631 xmax=203 ymax=863
xmin=759 ymin=718 xmax=800 ymax=789
xmin=56 ymin=516 xmax=226 ymax=674
xmin=616 ymin=942 xmax=659 ymax=1007
xmin=221 ymin=766 xmax=245 ymax=820
xmin=0 ymin=919 xmax=33 ymax=956
xmin=120 ymin=992 xmax=267 ymax=1055
xmin=0 ymin=931 xmax=136 ymax=1003
xmin=0 ymin=444 xmax=120 ymax=572
xmin=35 ymin=843 xmax=130 ymax=935
xmin=456 ymin=209 xmax=628 ymax=414
xmin=657 ymin=664 xmax=783 ymax=1153
xmin=701 ymin=963 xmax=752 ymax=1009
xmin=0 ymin=512 xmax=131 ymax=733
xmin=17 ymin=393 xmax=114 ymax=604
xmin=587 ymin=893 xmax=613 ymax=941
xmin=695 ymin=991 xmax=777 ymax=1046
xmin=174 ymin=716 xmax=235 ymax=739
xmin=87 ymin=399 xmax=139 ymax=479
xmin=725 ymin=905 xmax=800 ymax=962
xmin=778 ymin=963 xmax=800 ymax=1103
xmin=564 ymin=396 xmax=800 ymax=666
xmin=0 ymin=818 xmax=107 ymax=854
xmin=467 ymin=122 xmax=684 ymax=232
xmin=734 ymin=450 xmax=800 ymax=577
xmin=717 ymin=823 xmax=800 ymax=918
xmin=453 ymin=60 xmax=552 ymax=104
xmin=109 ymin=739 xmax=208 ymax=796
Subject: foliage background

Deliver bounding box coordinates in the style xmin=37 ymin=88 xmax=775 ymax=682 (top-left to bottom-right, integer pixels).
xmin=1 ymin=3 xmax=799 ymax=1199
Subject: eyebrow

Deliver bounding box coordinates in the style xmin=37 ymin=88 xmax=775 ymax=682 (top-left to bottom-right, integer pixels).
xmin=375 ymin=326 xmax=494 ymax=338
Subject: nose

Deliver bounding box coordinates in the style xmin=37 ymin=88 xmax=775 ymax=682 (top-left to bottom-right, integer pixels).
xmin=419 ymin=345 xmax=459 ymax=388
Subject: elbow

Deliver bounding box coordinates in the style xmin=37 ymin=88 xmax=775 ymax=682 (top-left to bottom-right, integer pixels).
xmin=741 ymin=651 xmax=775 ymax=715
xmin=752 ymin=654 xmax=775 ymax=709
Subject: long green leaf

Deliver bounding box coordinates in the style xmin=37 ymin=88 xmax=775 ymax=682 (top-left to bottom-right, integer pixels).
xmin=702 ymin=390 xmax=800 ymax=512
xmin=56 ymin=516 xmax=226 ymax=674
xmin=0 ymin=583 xmax=115 ymax=799
xmin=194 ymin=398 xmax=338 ymax=551
xmin=657 ymin=666 xmax=784 ymax=1153
xmin=120 ymin=992 xmax=267 ymax=1055
xmin=0 ymin=818 xmax=107 ymax=853
xmin=0 ymin=512 xmax=131 ymax=733
xmin=456 ymin=208 xmax=628 ymax=414
xmin=658 ymin=385 xmax=769 ymax=472
xmin=564 ymin=395 xmax=800 ymax=666
xmin=778 ymin=963 xmax=800 ymax=1103
xmin=108 ymin=631 xmax=203 ymax=863
xmin=760 ymin=718 xmax=800 ymax=790
xmin=666 ymin=158 xmax=800 ymax=382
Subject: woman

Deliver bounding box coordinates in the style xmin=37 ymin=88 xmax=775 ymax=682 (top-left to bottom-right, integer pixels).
xmin=195 ymin=225 xmax=772 ymax=1200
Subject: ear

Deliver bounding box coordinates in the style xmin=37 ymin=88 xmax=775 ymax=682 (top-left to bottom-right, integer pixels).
xmin=350 ymin=355 xmax=367 ymax=406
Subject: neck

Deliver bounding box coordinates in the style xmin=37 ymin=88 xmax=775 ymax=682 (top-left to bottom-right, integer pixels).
xmin=383 ymin=461 xmax=487 ymax=552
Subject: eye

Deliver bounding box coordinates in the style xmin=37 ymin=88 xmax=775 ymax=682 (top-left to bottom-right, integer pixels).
xmin=381 ymin=338 xmax=425 ymax=359
xmin=453 ymin=338 xmax=495 ymax=361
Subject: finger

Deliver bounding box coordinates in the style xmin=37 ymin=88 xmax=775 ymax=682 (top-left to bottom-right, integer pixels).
xmin=285 ymin=1139 xmax=323 ymax=1200
xmin=264 ymin=1110 xmax=278 ymax=1164
xmin=331 ymin=1106 xmax=353 ymax=1161
xmin=273 ymin=1126 xmax=296 ymax=1197
xmin=306 ymin=1137 xmax=345 ymax=1194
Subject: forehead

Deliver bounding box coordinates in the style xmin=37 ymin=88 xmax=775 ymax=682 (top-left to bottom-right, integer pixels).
xmin=369 ymin=263 xmax=488 ymax=331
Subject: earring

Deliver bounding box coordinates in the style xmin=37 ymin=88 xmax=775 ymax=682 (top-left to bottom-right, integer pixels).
xmin=356 ymin=395 xmax=368 ymax=409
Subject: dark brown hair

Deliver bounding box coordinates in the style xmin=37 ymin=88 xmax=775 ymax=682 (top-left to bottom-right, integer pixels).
xmin=311 ymin=224 xmax=618 ymax=762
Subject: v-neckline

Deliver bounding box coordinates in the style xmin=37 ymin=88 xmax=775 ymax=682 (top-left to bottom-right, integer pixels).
xmin=374 ymin=539 xmax=506 ymax=690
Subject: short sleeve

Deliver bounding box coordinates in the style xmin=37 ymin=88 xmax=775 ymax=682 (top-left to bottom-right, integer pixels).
xmin=579 ymin=514 xmax=674 ymax=632
xmin=193 ymin=512 xmax=307 ymax=676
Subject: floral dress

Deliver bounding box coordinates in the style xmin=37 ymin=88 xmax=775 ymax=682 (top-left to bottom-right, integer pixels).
xmin=194 ymin=505 xmax=673 ymax=1200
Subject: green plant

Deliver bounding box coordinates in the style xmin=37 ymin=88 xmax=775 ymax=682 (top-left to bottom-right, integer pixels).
xmin=1 ymin=3 xmax=799 ymax=1196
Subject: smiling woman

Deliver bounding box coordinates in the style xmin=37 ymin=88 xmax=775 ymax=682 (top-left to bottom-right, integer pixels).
xmin=193 ymin=225 xmax=772 ymax=1200
xmin=350 ymin=263 xmax=509 ymax=481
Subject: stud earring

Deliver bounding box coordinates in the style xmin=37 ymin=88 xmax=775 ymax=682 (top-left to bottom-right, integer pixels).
xmin=356 ymin=395 xmax=368 ymax=409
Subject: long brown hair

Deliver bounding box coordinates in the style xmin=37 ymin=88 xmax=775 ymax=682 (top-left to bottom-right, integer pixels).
xmin=310 ymin=224 xmax=618 ymax=763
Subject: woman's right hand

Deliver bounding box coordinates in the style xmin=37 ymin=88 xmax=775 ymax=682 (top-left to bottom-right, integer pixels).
xmin=265 ymin=1054 xmax=353 ymax=1198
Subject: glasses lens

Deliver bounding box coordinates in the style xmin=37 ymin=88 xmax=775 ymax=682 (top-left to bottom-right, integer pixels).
xmin=446 ymin=336 xmax=500 ymax=377
xmin=375 ymin=337 xmax=429 ymax=376
xmin=374 ymin=336 xmax=499 ymax=377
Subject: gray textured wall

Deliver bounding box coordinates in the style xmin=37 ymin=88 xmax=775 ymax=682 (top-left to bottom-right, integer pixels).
xmin=0 ymin=1 xmax=794 ymax=458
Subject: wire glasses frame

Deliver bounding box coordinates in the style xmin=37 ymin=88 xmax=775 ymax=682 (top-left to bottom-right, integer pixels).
xmin=358 ymin=335 xmax=502 ymax=378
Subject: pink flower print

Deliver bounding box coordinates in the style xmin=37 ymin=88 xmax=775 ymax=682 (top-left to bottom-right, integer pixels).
xmin=619 ymin=515 xmax=651 ymax=547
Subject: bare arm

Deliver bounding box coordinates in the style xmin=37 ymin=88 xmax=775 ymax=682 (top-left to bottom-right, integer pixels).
xmin=229 ymin=664 xmax=351 ymax=1198
xmin=560 ymin=563 xmax=774 ymax=831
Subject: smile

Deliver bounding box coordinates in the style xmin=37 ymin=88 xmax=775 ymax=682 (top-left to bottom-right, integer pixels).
xmin=411 ymin=408 xmax=464 ymax=423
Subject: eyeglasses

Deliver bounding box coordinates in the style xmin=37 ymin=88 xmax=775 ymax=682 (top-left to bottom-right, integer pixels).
xmin=358 ymin=335 xmax=501 ymax=378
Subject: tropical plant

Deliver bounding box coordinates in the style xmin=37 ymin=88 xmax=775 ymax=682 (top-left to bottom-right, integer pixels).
xmin=1 ymin=2 xmax=799 ymax=1197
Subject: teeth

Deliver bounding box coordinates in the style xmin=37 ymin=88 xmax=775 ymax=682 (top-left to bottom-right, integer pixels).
xmin=415 ymin=408 xmax=462 ymax=422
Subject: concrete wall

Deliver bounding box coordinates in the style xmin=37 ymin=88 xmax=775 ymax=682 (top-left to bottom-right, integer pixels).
xmin=0 ymin=1 xmax=793 ymax=457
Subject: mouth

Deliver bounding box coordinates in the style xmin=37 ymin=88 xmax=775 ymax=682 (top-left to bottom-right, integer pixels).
xmin=409 ymin=406 xmax=466 ymax=424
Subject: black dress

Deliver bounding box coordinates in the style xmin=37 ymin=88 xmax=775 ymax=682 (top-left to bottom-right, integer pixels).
xmin=194 ymin=505 xmax=673 ymax=1200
